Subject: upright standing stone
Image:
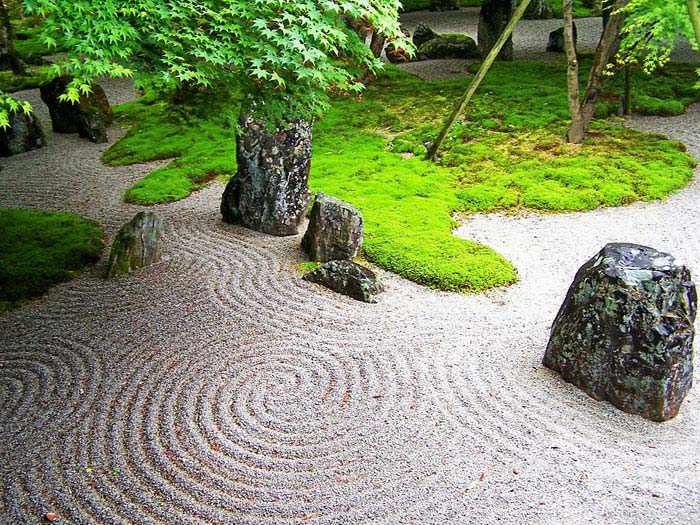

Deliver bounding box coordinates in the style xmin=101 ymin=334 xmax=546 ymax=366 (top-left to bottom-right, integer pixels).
xmin=543 ymin=243 xmax=696 ymax=421
xmin=106 ymin=212 xmax=164 ymax=278
xmin=301 ymin=193 xmax=364 ymax=262
xmin=547 ymin=23 xmax=577 ymax=53
xmin=412 ymin=23 xmax=439 ymax=49
xmin=517 ymin=0 xmax=553 ymax=19
xmin=40 ymin=76 xmax=113 ymax=143
xmin=0 ymin=110 xmax=45 ymax=157
xmin=478 ymin=0 xmax=514 ymax=61
xmin=221 ymin=112 xmax=312 ymax=236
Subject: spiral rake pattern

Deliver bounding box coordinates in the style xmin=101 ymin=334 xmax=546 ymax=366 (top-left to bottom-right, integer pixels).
xmin=2 ymin=78 xmax=700 ymax=523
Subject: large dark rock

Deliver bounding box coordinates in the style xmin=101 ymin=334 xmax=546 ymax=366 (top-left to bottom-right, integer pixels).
xmin=106 ymin=212 xmax=164 ymax=278
xmin=547 ymin=23 xmax=577 ymax=53
xmin=303 ymin=260 xmax=384 ymax=303
xmin=518 ymin=0 xmax=553 ymax=19
xmin=301 ymin=193 xmax=363 ymax=262
xmin=429 ymin=0 xmax=459 ymax=12
xmin=0 ymin=109 xmax=45 ymax=157
xmin=221 ymin=111 xmax=312 ymax=236
xmin=412 ymin=23 xmax=439 ymax=49
xmin=417 ymin=34 xmax=481 ymax=60
xmin=478 ymin=0 xmax=514 ymax=61
xmin=39 ymin=76 xmax=113 ymax=143
xmin=543 ymin=243 xmax=696 ymax=422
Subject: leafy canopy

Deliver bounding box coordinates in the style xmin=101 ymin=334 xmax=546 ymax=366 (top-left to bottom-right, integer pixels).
xmin=23 ymin=0 xmax=408 ymax=121
xmin=619 ymin=0 xmax=700 ymax=71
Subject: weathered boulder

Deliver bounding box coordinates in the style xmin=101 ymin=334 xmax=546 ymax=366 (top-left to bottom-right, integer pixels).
xmin=517 ymin=0 xmax=553 ymax=19
xmin=478 ymin=0 xmax=513 ymax=61
xmin=547 ymin=23 xmax=577 ymax=53
xmin=301 ymin=193 xmax=363 ymax=262
xmin=418 ymin=34 xmax=481 ymax=60
xmin=0 ymin=109 xmax=45 ymax=157
xmin=412 ymin=23 xmax=439 ymax=49
xmin=39 ymin=76 xmax=113 ymax=143
xmin=106 ymin=212 xmax=163 ymax=278
xmin=303 ymin=260 xmax=384 ymax=303
xmin=543 ymin=243 xmax=696 ymax=422
xmin=221 ymin=111 xmax=312 ymax=236
xmin=429 ymin=0 xmax=459 ymax=12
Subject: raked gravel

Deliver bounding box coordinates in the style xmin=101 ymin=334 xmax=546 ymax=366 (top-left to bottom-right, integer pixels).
xmin=1 ymin=10 xmax=699 ymax=525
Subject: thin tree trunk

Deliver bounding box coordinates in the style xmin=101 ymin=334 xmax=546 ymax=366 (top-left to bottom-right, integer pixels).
xmin=577 ymin=0 xmax=629 ymax=131
xmin=426 ymin=0 xmax=531 ymax=161
xmin=563 ymin=0 xmax=585 ymax=143
xmin=687 ymin=0 xmax=700 ymax=48
xmin=369 ymin=30 xmax=385 ymax=59
xmin=0 ymin=0 xmax=24 ymax=75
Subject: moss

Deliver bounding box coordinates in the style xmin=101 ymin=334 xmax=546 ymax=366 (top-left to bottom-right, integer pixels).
xmin=105 ymin=61 xmax=697 ymax=293
xmin=0 ymin=209 xmax=103 ymax=312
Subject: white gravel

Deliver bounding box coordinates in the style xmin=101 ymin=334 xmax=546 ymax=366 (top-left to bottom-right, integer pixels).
xmin=1 ymin=10 xmax=699 ymax=525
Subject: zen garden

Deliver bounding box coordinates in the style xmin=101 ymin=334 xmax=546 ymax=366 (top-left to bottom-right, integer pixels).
xmin=2 ymin=0 xmax=700 ymax=523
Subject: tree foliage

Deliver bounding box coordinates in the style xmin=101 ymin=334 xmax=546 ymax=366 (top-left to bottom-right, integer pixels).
xmin=0 ymin=91 xmax=31 ymax=129
xmin=24 ymin=0 xmax=408 ymax=122
xmin=619 ymin=0 xmax=700 ymax=71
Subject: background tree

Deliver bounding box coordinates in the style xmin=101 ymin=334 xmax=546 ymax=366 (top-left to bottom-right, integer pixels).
xmin=25 ymin=0 xmax=407 ymax=235
xmin=0 ymin=0 xmax=25 ymax=74
xmin=564 ymin=0 xmax=630 ymax=143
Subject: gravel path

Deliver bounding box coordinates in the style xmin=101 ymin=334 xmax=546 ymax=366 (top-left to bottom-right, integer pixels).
xmin=1 ymin=11 xmax=700 ymax=525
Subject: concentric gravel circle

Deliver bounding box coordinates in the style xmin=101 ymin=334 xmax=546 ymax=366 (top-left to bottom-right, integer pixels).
xmin=3 ymin=336 xmax=440 ymax=524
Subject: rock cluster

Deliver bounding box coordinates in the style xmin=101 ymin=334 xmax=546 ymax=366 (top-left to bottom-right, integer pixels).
xmin=543 ymin=243 xmax=696 ymax=421
xmin=40 ymin=76 xmax=113 ymax=143
xmin=106 ymin=212 xmax=164 ymax=278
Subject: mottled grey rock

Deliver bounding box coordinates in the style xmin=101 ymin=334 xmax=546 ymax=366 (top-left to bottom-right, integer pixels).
xmin=543 ymin=243 xmax=696 ymax=421
xmin=478 ymin=0 xmax=514 ymax=61
xmin=0 ymin=109 xmax=44 ymax=157
xmin=303 ymin=260 xmax=384 ymax=303
xmin=417 ymin=34 xmax=480 ymax=60
xmin=517 ymin=0 xmax=553 ymax=19
xmin=221 ymin=111 xmax=312 ymax=236
xmin=429 ymin=0 xmax=459 ymax=12
xmin=39 ymin=76 xmax=113 ymax=143
xmin=547 ymin=23 xmax=577 ymax=53
xmin=302 ymin=193 xmax=363 ymax=262
xmin=412 ymin=23 xmax=439 ymax=49
xmin=106 ymin=212 xmax=163 ymax=278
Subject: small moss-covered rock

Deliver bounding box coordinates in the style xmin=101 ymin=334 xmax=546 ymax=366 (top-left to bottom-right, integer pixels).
xmin=106 ymin=212 xmax=163 ymax=278
xmin=302 ymin=192 xmax=364 ymax=262
xmin=303 ymin=260 xmax=383 ymax=303
xmin=412 ymin=22 xmax=438 ymax=49
xmin=543 ymin=243 xmax=696 ymax=422
xmin=0 ymin=109 xmax=44 ymax=157
xmin=417 ymin=34 xmax=480 ymax=60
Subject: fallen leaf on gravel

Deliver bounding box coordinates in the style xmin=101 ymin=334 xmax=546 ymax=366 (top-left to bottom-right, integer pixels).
xmin=479 ymin=473 xmax=485 ymax=481
xmin=301 ymin=512 xmax=319 ymax=520
xmin=85 ymin=467 xmax=93 ymax=474
xmin=45 ymin=511 xmax=57 ymax=522
xmin=512 ymin=469 xmax=520 ymax=475
xmin=342 ymin=392 xmax=350 ymax=404
xmin=211 ymin=444 xmax=221 ymax=452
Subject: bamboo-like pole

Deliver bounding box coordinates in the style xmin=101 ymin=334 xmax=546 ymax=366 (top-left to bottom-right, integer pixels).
xmin=425 ymin=0 xmax=532 ymax=161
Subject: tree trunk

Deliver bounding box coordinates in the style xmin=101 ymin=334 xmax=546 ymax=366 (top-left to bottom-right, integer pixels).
xmin=0 ymin=1 xmax=25 ymax=75
xmin=687 ymin=0 xmax=700 ymax=49
xmin=220 ymin=109 xmax=312 ymax=236
xmin=478 ymin=0 xmax=515 ymax=61
xmin=369 ymin=30 xmax=385 ymax=59
xmin=578 ymin=0 xmax=629 ymax=131
xmin=563 ymin=0 xmax=585 ymax=143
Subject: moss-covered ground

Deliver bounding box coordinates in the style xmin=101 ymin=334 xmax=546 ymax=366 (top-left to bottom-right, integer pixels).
xmin=101 ymin=61 xmax=698 ymax=292
xmin=0 ymin=209 xmax=104 ymax=312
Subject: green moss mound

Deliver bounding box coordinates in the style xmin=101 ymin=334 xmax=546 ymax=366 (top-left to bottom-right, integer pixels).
xmin=104 ymin=61 xmax=698 ymax=293
xmin=0 ymin=209 xmax=104 ymax=311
